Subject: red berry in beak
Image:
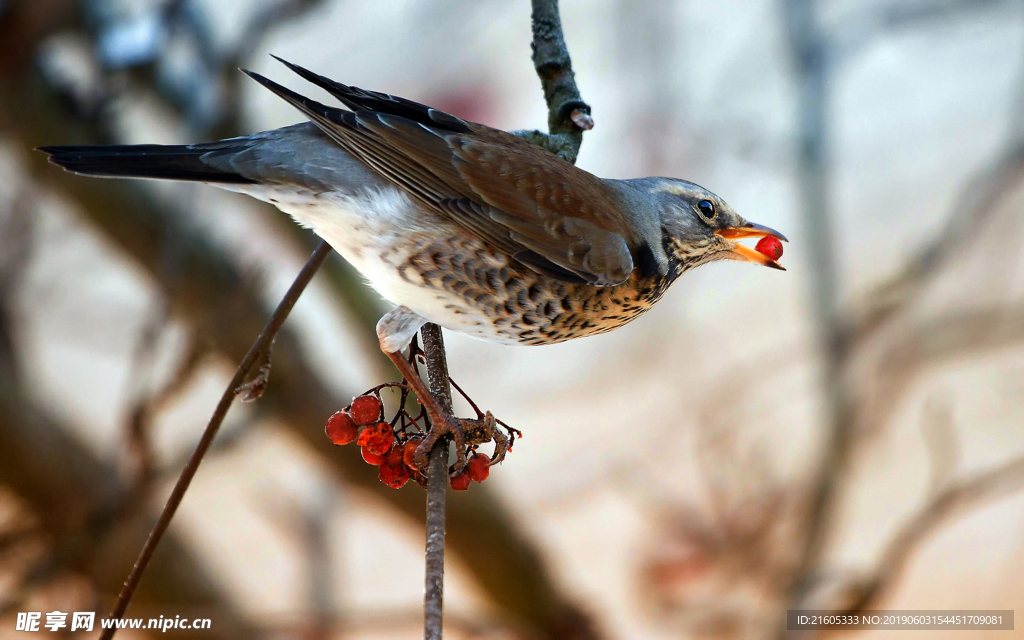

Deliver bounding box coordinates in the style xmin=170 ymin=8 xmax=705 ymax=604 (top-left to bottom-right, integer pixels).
xmin=356 ymin=422 xmax=394 ymax=456
xmin=349 ymin=394 xmax=383 ymax=426
xmin=467 ymin=453 xmax=490 ymax=482
xmin=325 ymin=411 xmax=358 ymax=445
xmin=755 ymin=236 xmax=783 ymax=261
xmin=450 ymin=471 xmax=472 ymax=491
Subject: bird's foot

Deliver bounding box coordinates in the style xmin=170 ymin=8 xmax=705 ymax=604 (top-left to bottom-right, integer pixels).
xmin=412 ymin=403 xmax=520 ymax=476
xmin=445 ymin=377 xmax=520 ymax=468
xmin=412 ymin=409 xmax=487 ymax=475
xmin=385 ymin=341 xmax=520 ymax=478
xmin=330 ymin=370 xmax=520 ymax=488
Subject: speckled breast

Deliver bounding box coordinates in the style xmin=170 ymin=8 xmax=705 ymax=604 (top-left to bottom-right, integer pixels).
xmin=398 ymin=234 xmax=679 ymax=346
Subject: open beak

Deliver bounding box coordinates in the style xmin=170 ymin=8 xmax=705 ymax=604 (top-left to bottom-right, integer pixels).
xmin=714 ymin=221 xmax=788 ymax=271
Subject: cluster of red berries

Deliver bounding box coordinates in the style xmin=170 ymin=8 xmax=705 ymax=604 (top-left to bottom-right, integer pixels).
xmin=325 ymin=393 xmax=492 ymax=491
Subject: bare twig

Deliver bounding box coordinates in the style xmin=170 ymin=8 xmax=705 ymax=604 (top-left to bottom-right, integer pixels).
xmin=414 ymin=1 xmax=594 ymax=637
xmin=418 ymin=323 xmax=452 ymax=640
xmin=512 ymin=0 xmax=593 ymax=163
xmin=98 ymin=240 xmax=331 ymax=638
xmin=234 ymin=345 xmax=274 ymax=402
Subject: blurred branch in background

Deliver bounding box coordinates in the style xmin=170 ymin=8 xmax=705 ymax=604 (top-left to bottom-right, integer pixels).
xmin=0 ymin=198 xmax=258 ymax=639
xmin=633 ymin=1 xmax=1024 ymax=637
xmin=97 ymin=240 xmax=332 ymax=639
xmin=781 ymin=0 xmax=856 ymax=620
xmin=777 ymin=0 xmax=1024 ymax=635
xmin=2 ymin=0 xmax=1023 ymax=638
xmin=844 ymin=453 xmax=1024 ymax=614
xmin=834 ymin=0 xmax=1018 ymax=56
xmin=0 ymin=0 xmax=598 ymax=637
xmin=639 ymin=121 xmax=1024 ymax=640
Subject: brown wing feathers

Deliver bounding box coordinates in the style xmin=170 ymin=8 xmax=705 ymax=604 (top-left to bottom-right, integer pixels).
xmin=244 ymin=60 xmax=636 ymax=286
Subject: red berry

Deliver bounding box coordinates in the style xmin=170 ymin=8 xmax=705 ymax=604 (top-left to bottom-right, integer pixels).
xmin=379 ymin=462 xmax=409 ymax=489
xmin=403 ymin=438 xmax=423 ymax=470
xmin=361 ymin=446 xmax=386 ymax=466
xmin=450 ymin=471 xmax=472 ymax=491
xmin=467 ymin=453 xmax=490 ymax=482
xmin=356 ymin=422 xmax=394 ymax=456
xmin=349 ymin=395 xmax=383 ymax=426
xmin=409 ymin=467 xmax=427 ymax=489
xmin=385 ymin=444 xmax=404 ymax=467
xmin=755 ymin=236 xmax=783 ymax=261
xmin=325 ymin=411 xmax=358 ymax=445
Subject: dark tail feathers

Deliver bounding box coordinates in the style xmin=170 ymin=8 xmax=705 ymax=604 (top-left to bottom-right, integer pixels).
xmin=37 ymin=144 xmax=256 ymax=184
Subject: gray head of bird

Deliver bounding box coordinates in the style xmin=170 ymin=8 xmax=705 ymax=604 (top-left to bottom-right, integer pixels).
xmin=620 ymin=177 xmax=788 ymax=276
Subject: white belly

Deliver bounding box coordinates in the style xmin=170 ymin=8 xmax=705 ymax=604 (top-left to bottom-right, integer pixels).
xmin=229 ymin=184 xmax=520 ymax=345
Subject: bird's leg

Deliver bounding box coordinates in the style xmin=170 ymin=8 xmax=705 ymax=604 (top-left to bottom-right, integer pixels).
xmin=377 ymin=306 xmax=501 ymax=475
xmin=384 ymin=350 xmax=472 ymax=473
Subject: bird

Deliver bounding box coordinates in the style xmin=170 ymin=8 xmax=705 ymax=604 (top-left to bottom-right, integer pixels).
xmin=39 ymin=57 xmax=787 ymax=472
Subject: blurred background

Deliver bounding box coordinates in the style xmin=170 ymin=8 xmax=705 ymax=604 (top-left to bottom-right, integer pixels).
xmin=1 ymin=0 xmax=1023 ymax=638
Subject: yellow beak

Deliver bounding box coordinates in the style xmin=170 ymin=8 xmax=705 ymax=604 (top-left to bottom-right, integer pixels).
xmin=714 ymin=222 xmax=788 ymax=271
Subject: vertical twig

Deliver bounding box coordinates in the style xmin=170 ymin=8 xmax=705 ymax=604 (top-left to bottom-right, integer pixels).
xmin=98 ymin=241 xmax=331 ymax=639
xmin=513 ymin=0 xmax=594 ymax=163
xmin=416 ymin=2 xmax=593 ymax=637
xmin=781 ymin=0 xmax=858 ymax=630
xmin=419 ymin=323 xmax=452 ymax=640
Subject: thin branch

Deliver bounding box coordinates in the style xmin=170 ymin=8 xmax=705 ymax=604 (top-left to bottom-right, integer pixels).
xmin=418 ymin=323 xmax=452 ymax=640
xmin=414 ymin=2 xmax=595 ymax=637
xmin=512 ymin=0 xmax=593 ymax=163
xmin=98 ymin=240 xmax=331 ymax=638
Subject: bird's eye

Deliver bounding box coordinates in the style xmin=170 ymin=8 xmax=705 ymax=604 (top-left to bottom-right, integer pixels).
xmin=696 ymin=199 xmax=716 ymax=220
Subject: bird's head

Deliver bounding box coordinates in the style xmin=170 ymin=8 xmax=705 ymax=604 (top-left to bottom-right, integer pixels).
xmin=636 ymin=178 xmax=787 ymax=273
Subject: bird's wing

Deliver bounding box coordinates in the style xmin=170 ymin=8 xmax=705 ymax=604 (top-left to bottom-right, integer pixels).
xmin=244 ymin=61 xmax=638 ymax=286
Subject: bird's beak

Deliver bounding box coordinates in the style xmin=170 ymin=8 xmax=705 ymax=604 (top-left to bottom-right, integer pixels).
xmin=714 ymin=222 xmax=788 ymax=271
